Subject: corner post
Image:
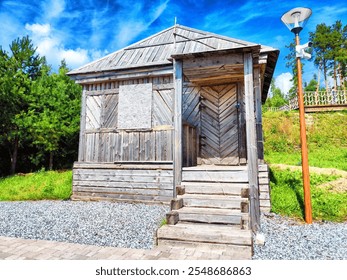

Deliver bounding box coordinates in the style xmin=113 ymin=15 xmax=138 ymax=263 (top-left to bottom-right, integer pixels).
xmin=173 ymin=59 xmax=183 ymax=197
xmin=244 ymin=52 xmax=260 ymax=231
xmin=254 ymin=66 xmax=264 ymax=162
xmin=78 ymin=85 xmax=87 ymax=162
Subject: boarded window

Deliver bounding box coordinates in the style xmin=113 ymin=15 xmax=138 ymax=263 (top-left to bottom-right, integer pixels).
xmin=117 ymin=83 xmax=152 ymax=129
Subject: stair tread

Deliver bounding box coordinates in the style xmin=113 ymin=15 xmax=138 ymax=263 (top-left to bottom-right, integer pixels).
xmin=182 ymin=166 xmax=248 ymax=171
xmin=157 ymin=240 xmax=252 ymax=260
xmin=171 ymin=222 xmax=250 ymax=232
xmin=157 ymin=223 xmax=252 ymax=245
xmin=177 ymin=207 xmax=242 ymax=215
xmin=178 ymin=194 xmax=246 ymax=200
xmin=182 ymin=182 xmax=247 ymax=195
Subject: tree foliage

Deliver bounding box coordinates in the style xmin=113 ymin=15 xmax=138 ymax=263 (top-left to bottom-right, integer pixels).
xmin=309 ymin=20 xmax=347 ymax=90
xmin=0 ymin=36 xmax=81 ymax=176
xmin=264 ymin=79 xmax=287 ymax=108
xmin=0 ymin=36 xmax=45 ymax=174
xmin=24 ymin=61 xmax=81 ymax=170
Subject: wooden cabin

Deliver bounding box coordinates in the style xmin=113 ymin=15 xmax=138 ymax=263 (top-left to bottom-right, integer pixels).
xmin=68 ymin=25 xmax=278 ymax=258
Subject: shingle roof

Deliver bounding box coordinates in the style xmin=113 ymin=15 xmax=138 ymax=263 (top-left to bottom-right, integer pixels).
xmin=68 ymin=24 xmax=267 ymax=75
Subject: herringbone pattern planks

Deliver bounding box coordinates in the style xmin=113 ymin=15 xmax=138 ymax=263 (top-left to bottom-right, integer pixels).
xmin=200 ymin=84 xmax=239 ymax=165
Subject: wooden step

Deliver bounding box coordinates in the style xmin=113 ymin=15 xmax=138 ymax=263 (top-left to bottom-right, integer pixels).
xmin=178 ymin=194 xmax=247 ymax=209
xmin=177 ymin=207 xmax=244 ymax=225
xmin=157 ymin=223 xmax=252 ymax=246
xmin=157 ymin=240 xmax=252 ymax=260
xmin=182 ymin=182 xmax=248 ymax=195
xmin=182 ymin=170 xmax=249 ymax=183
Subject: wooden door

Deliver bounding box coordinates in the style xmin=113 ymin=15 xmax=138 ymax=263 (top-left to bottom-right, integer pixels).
xmin=200 ymin=84 xmax=239 ymax=165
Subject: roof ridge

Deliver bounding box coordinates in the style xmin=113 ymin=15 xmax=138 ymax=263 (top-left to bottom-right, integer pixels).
xmin=68 ymin=24 xmax=277 ymax=76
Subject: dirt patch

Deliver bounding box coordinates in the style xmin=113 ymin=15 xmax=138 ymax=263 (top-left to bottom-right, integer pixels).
xmin=269 ymin=164 xmax=347 ymax=193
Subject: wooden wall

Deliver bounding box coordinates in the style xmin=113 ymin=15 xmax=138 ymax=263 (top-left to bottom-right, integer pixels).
xmin=73 ymin=163 xmax=173 ymax=203
xmin=78 ymin=74 xmax=247 ymax=167
xmin=79 ymin=76 xmax=174 ymax=163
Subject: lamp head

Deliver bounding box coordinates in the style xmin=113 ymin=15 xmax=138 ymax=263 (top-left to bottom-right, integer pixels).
xmin=281 ymin=7 xmax=312 ymax=35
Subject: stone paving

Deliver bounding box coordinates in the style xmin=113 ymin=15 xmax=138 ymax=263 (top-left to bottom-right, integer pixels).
xmin=0 ymin=236 xmax=239 ymax=260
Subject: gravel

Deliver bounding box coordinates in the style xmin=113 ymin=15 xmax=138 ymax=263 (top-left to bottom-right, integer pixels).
xmin=253 ymin=213 xmax=347 ymax=260
xmin=0 ymin=201 xmax=346 ymax=259
xmin=0 ymin=200 xmax=169 ymax=249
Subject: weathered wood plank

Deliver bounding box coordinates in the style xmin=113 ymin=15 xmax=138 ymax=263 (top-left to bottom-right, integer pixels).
xmin=183 ymin=182 xmax=247 ymax=195
xmin=179 ymin=194 xmax=245 ymax=209
xmin=156 ymin=240 xmax=252 ymax=260
xmin=78 ymin=87 xmax=87 ymax=161
xmin=74 ymin=186 xmax=173 ymax=197
xmin=72 ymin=192 xmax=172 ymax=202
xmin=157 ymin=223 xmax=252 ymax=245
xmin=182 ymin=53 xmax=243 ymax=70
xmin=74 ymin=168 xmax=173 ymax=177
xmin=182 ymin=170 xmax=248 ymax=182
xmin=74 ymin=180 xmax=173 ymax=190
xmin=173 ymin=59 xmax=183 ymax=194
xmin=244 ymin=52 xmax=260 ymax=231
xmin=177 ymin=207 xmax=242 ymax=224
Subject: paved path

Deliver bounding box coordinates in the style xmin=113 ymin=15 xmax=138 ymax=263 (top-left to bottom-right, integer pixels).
xmin=0 ymin=236 xmax=238 ymax=260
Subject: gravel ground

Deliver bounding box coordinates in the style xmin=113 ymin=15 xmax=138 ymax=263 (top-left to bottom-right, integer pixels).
xmin=0 ymin=200 xmax=169 ymax=249
xmin=253 ymin=213 xmax=347 ymax=260
xmin=0 ymin=201 xmax=346 ymax=259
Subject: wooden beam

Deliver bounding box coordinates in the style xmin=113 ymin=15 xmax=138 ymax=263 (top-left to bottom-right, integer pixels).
xmin=254 ymin=66 xmax=264 ymax=162
xmin=78 ymin=86 xmax=87 ymax=161
xmin=173 ymin=59 xmax=183 ymax=197
xmin=183 ymin=53 xmax=243 ymax=69
xmin=243 ymin=52 xmax=260 ymax=231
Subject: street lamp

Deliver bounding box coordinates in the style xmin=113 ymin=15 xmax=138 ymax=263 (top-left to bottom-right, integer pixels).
xmin=281 ymin=7 xmax=313 ymax=224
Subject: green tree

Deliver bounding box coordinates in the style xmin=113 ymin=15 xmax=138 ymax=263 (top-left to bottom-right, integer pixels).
xmin=25 ymin=60 xmax=81 ymax=170
xmin=0 ymin=36 xmax=45 ymax=174
xmin=304 ymin=76 xmax=318 ymax=92
xmin=264 ymin=79 xmax=287 ymax=108
xmin=309 ymin=21 xmax=347 ymax=91
xmin=309 ymin=23 xmax=332 ymax=91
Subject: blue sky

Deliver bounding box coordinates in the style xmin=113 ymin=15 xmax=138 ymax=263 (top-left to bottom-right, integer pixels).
xmin=1 ymin=0 xmax=347 ymax=94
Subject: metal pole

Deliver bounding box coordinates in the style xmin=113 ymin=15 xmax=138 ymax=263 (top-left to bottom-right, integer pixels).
xmin=295 ymin=33 xmax=313 ymax=224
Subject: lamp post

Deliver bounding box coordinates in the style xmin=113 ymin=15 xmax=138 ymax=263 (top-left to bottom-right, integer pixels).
xmin=281 ymin=7 xmax=313 ymax=224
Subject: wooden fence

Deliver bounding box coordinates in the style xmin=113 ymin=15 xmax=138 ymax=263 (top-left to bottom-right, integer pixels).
xmin=264 ymin=90 xmax=347 ymax=112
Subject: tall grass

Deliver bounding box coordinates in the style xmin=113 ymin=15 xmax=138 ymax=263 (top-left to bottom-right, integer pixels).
xmin=0 ymin=170 xmax=72 ymax=201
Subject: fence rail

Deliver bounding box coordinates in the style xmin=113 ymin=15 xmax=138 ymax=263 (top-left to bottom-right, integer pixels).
xmin=264 ymin=90 xmax=347 ymax=112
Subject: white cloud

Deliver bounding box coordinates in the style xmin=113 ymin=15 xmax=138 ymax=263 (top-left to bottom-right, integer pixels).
xmin=275 ymin=72 xmax=293 ymax=97
xmin=41 ymin=0 xmax=66 ymax=20
xmin=25 ymin=23 xmax=51 ymax=37
xmin=25 ymin=23 xmax=91 ymax=70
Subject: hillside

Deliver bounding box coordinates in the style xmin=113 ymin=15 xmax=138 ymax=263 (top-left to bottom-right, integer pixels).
xmin=262 ymin=110 xmax=347 ymax=171
xmin=262 ymin=111 xmax=347 ymax=221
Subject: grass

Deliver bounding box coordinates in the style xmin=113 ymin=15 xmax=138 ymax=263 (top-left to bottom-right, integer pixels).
xmin=263 ymin=110 xmax=347 ymax=221
xmin=0 ymin=169 xmax=72 ymax=201
xmin=269 ymin=167 xmax=347 ymax=222
xmin=263 ymin=110 xmax=347 ymax=171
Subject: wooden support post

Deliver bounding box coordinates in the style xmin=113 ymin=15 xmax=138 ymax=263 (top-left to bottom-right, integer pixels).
xmin=254 ymin=66 xmax=264 ymax=162
xmin=78 ymin=86 xmax=87 ymax=162
xmin=244 ymin=52 xmax=260 ymax=232
xmin=173 ymin=59 xmax=183 ymax=197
